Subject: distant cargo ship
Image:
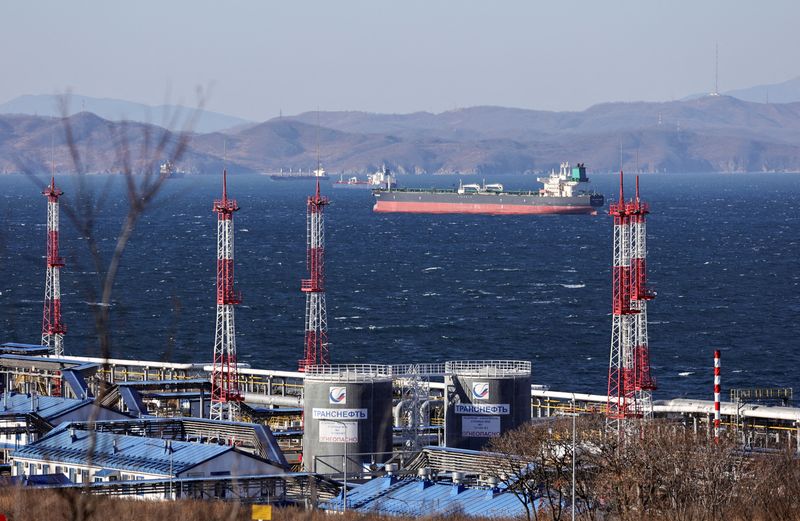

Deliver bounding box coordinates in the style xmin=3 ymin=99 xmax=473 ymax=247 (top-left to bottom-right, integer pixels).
xmin=333 ymin=165 xmax=397 ymax=190
xmin=269 ymin=167 xmax=329 ymax=181
xmin=372 ymin=162 xmax=604 ymax=215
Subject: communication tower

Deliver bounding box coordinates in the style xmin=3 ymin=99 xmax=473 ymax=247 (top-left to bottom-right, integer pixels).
xmin=42 ymin=176 xmax=66 ymax=356
xmin=298 ymin=176 xmax=330 ymax=370
xmin=210 ymin=169 xmax=243 ymax=421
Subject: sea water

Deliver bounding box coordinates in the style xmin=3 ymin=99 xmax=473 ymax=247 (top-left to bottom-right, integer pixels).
xmin=1 ymin=172 xmax=798 ymax=399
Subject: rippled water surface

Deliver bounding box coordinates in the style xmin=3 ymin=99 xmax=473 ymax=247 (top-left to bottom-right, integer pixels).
xmin=1 ymin=172 xmax=798 ymax=399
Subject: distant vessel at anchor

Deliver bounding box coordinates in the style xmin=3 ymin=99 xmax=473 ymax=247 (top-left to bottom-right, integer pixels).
xmin=159 ymin=161 xmax=186 ymax=179
xmin=269 ymin=167 xmax=329 ymax=181
xmin=333 ymin=164 xmax=397 ymax=190
xmin=372 ymin=162 xmax=604 ymax=215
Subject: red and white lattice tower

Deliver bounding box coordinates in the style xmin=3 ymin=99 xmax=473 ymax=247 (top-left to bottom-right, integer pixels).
xmin=298 ymin=176 xmax=330 ymax=371
xmin=210 ymin=169 xmax=243 ymax=421
xmin=607 ymin=171 xmax=640 ymax=432
xmin=42 ymin=176 xmax=66 ymax=356
xmin=628 ymin=176 xmax=656 ymax=419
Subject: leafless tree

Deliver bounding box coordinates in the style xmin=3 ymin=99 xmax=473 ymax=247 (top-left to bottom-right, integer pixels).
xmin=18 ymin=92 xmax=204 ymax=521
xmin=488 ymin=415 xmax=769 ymax=521
xmin=488 ymin=417 xmax=594 ymax=521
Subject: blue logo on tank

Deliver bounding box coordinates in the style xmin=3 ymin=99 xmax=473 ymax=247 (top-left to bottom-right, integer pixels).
xmin=329 ymin=386 xmax=347 ymax=404
xmin=472 ymin=382 xmax=490 ymax=400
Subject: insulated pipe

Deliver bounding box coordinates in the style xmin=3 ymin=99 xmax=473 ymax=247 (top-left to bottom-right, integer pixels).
xmin=241 ymin=392 xmax=302 ymax=407
xmin=393 ymin=400 xmax=412 ymax=427
xmin=420 ymin=400 xmax=443 ymax=426
xmin=714 ymin=350 xmax=721 ymax=443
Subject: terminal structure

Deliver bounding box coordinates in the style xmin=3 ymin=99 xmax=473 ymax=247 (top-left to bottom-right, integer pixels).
xmin=299 ymin=177 xmax=330 ymax=370
xmin=607 ymin=172 xmax=657 ymax=433
xmin=41 ymin=176 xmax=66 ymax=356
xmin=3 ymin=164 xmax=799 ymax=515
xmin=628 ymin=176 xmax=656 ymax=418
xmin=210 ymin=169 xmax=243 ymax=421
xmin=607 ymin=171 xmax=638 ymax=429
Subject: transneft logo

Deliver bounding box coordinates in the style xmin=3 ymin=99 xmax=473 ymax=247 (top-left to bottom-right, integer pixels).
xmin=471 ymin=382 xmax=490 ymax=400
xmin=454 ymin=403 xmax=510 ymax=415
xmin=329 ymin=386 xmax=347 ymax=404
xmin=312 ymin=408 xmax=368 ymax=420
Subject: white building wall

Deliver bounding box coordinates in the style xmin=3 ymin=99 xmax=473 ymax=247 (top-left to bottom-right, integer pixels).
xmin=11 ymin=456 xmax=167 ymax=482
xmin=179 ymin=450 xmax=280 ymax=478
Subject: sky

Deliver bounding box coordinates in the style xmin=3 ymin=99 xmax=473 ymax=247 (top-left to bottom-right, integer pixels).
xmin=1 ymin=1 xmax=799 ymax=121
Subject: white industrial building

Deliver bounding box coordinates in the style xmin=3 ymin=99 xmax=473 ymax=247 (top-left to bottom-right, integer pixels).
xmin=0 ymin=392 xmax=129 ymax=463
xmin=11 ymin=424 xmax=284 ymax=490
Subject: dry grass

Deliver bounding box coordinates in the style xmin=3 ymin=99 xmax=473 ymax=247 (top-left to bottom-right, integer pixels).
xmin=0 ymin=488 xmax=248 ymax=521
xmin=0 ymin=489 xmax=511 ymax=521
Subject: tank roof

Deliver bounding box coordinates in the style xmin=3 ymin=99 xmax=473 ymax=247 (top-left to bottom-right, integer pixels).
xmin=445 ymin=360 xmax=531 ymax=377
xmin=304 ymin=364 xmax=393 ymax=382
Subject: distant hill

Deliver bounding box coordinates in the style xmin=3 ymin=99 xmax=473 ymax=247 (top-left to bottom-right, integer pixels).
xmin=684 ymin=75 xmax=800 ymax=104
xmin=0 ymin=94 xmax=252 ymax=134
xmin=0 ymin=112 xmax=226 ymax=175
xmin=724 ymin=76 xmax=800 ymax=104
xmin=2 ymin=96 xmax=800 ymax=175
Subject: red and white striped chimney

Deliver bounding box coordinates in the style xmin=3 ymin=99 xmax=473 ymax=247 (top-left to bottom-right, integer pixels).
xmin=714 ymin=350 xmax=721 ymax=443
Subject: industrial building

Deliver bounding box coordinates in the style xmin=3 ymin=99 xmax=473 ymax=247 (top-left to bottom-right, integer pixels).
xmin=0 ymin=392 xmax=129 ymax=463
xmin=10 ymin=424 xmax=284 ymax=492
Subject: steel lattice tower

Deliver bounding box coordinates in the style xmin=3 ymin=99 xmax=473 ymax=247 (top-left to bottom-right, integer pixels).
xmin=210 ymin=169 xmax=243 ymax=421
xmin=42 ymin=176 xmax=66 ymax=356
xmin=298 ymin=177 xmax=330 ymax=371
xmin=607 ymin=171 xmax=640 ymax=431
xmin=628 ymin=176 xmax=656 ymax=419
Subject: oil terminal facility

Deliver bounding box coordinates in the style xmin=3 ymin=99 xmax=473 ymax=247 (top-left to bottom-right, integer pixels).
xmin=1 ymin=170 xmax=799 ymax=517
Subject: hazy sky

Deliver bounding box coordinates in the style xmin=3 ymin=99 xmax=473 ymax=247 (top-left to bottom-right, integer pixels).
xmin=2 ymin=1 xmax=798 ymax=121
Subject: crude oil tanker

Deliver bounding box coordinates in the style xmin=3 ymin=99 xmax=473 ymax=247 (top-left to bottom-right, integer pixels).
xmin=372 ymin=162 xmax=604 ymax=215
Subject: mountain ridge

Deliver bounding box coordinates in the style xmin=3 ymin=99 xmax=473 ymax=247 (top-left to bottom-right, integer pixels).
xmin=0 ymin=94 xmax=252 ymax=134
xmin=2 ymin=97 xmax=800 ymax=175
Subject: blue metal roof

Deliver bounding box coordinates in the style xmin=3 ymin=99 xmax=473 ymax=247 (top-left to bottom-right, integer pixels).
xmin=11 ymin=427 xmax=235 ymax=476
xmin=0 ymin=343 xmax=48 ymax=348
xmin=0 ymin=354 xmax=78 ymax=364
xmin=0 ymin=343 xmax=51 ymax=355
xmin=322 ymin=476 xmax=535 ymax=517
xmin=0 ymin=393 xmax=90 ymax=421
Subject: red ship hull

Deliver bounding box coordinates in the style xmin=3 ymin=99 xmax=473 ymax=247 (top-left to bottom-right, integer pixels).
xmin=373 ymin=201 xmax=598 ymax=215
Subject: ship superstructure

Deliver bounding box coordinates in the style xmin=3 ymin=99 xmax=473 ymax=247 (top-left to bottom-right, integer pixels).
xmin=269 ymin=167 xmax=329 ymax=181
xmin=333 ymin=164 xmax=397 ymax=190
